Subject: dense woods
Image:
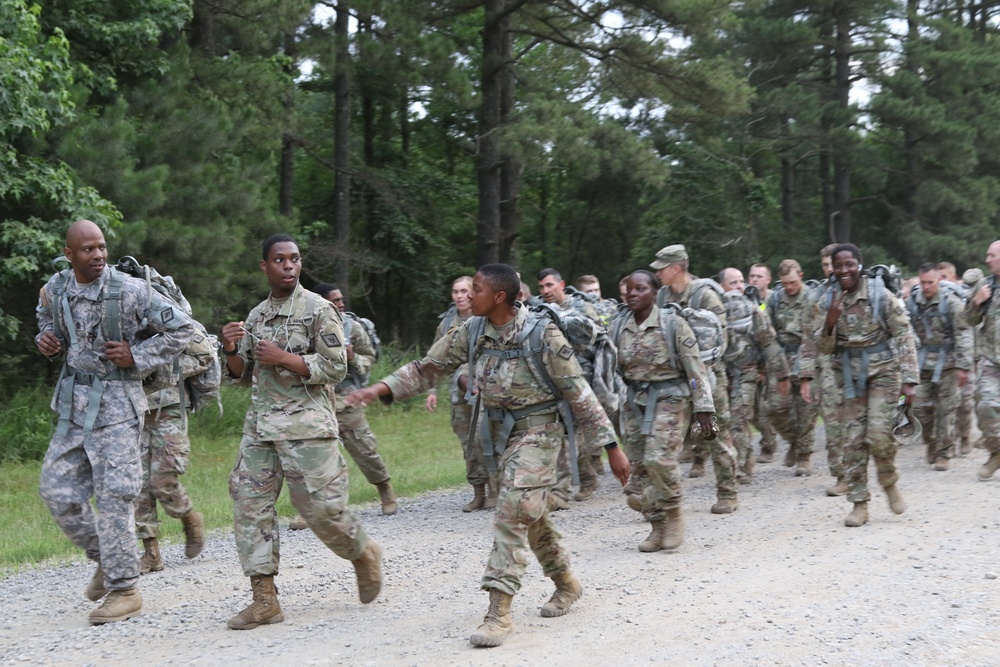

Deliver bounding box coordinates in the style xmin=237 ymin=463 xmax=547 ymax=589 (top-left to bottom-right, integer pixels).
xmin=3 ymin=0 xmax=1000 ymax=395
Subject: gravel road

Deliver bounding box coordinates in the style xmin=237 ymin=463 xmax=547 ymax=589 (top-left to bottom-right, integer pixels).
xmin=3 ymin=430 xmax=999 ymax=667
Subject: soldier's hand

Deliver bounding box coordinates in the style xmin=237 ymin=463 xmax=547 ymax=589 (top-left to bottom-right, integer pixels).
xmin=425 ymin=393 xmax=437 ymax=412
xmin=104 ymin=340 xmax=135 ymax=368
xmin=220 ymin=321 xmax=245 ymax=352
xmin=973 ymin=284 xmax=992 ymax=308
xmin=695 ymin=412 xmax=716 ymax=440
xmin=776 ymin=378 xmax=791 ymax=397
xmin=605 ymin=445 xmax=630 ymax=487
xmin=901 ymin=383 xmax=917 ymax=405
xmin=346 ymin=385 xmax=380 ymax=408
xmin=345 ymin=343 xmax=354 ymax=362
xmin=824 ymin=293 xmax=844 ymax=335
xmin=36 ymin=331 xmax=62 ymax=358
xmin=800 ymin=379 xmax=813 ymax=403
xmin=957 ymin=370 xmax=969 ymax=388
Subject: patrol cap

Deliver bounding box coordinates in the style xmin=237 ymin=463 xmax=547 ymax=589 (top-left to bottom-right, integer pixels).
xmin=963 ymin=268 xmax=984 ymax=286
xmin=650 ymin=244 xmax=688 ymax=270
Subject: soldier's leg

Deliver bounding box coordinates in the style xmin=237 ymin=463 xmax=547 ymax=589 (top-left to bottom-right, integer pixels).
xmin=957 ymin=372 xmax=975 ymax=452
xmin=620 ymin=409 xmax=647 ymax=507
xmin=451 ymin=403 xmax=488 ymax=486
xmin=931 ymin=370 xmax=960 ymax=463
xmin=550 ymin=440 xmax=572 ymax=505
xmin=574 ymin=443 xmax=598 ymax=500
xmin=134 ymin=423 xmax=159 ymax=541
xmin=820 ymin=363 xmax=846 ymax=480
xmin=975 ymin=364 xmax=1000 ymax=477
xmin=727 ymin=373 xmax=753 ymax=481
xmin=642 ymin=399 xmax=691 ymax=519
xmin=753 ymin=377 xmax=777 ymax=457
xmin=336 ymin=403 xmax=390 ymax=485
xmin=912 ymin=373 xmax=938 ymax=465
xmin=867 ymin=370 xmax=904 ymax=513
xmin=766 ymin=377 xmax=798 ymax=446
xmin=229 ymin=435 xmax=283 ymax=577
xmin=39 ymin=426 xmax=101 ymax=564
xmin=793 ymin=384 xmax=818 ymax=459
xmin=839 ymin=369 xmax=872 ymax=506
xmin=708 ymin=367 xmax=739 ymax=504
xmin=145 ymin=405 xmax=194 ymax=521
xmin=278 ymin=438 xmax=368 ymax=561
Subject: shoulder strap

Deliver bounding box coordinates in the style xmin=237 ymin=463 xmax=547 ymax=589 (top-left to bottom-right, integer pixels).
xmin=464 ymin=316 xmax=487 ymax=402
xmin=51 ymin=269 xmax=73 ymax=345
xmin=766 ymin=289 xmax=780 ymax=328
xmin=658 ymin=303 xmax=680 ymax=367
xmin=103 ymin=267 xmax=127 ymax=342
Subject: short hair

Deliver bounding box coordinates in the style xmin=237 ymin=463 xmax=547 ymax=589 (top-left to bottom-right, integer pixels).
xmin=919 ymin=262 xmax=938 ymax=274
xmin=519 ymin=281 xmax=531 ymax=297
xmin=478 ymin=264 xmax=521 ymax=306
xmin=452 ymin=275 xmax=473 ymax=288
xmin=750 ymin=263 xmax=771 ymax=278
xmin=721 ymin=267 xmax=742 ymax=283
xmin=537 ymin=268 xmax=562 ymax=282
xmin=629 ymin=270 xmax=661 ymax=289
xmin=830 ymin=243 xmax=862 ymax=263
xmin=619 ymin=276 xmax=629 ymax=287
xmin=575 ymin=274 xmax=599 ymax=289
xmin=313 ymin=283 xmax=338 ymax=298
xmin=263 ymin=234 xmax=297 ymax=261
xmin=777 ymin=259 xmax=802 ymax=277
xmin=820 ymin=244 xmax=839 ymax=259
xmin=935 ymin=261 xmax=955 ymax=275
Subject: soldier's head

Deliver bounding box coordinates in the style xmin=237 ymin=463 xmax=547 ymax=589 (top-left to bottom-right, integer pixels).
xmin=619 ymin=276 xmax=629 ymax=301
xmin=314 ymin=283 xmax=346 ymax=312
xmin=820 ymin=244 xmax=838 ymax=279
xmin=537 ymin=268 xmax=566 ymax=304
xmin=748 ymin=264 xmax=771 ymax=292
xmin=777 ymin=259 xmax=804 ymax=296
xmin=830 ymin=243 xmax=863 ymax=293
xmin=261 ymin=234 xmax=301 ymax=298
xmin=452 ymin=276 xmax=473 ymax=314
xmin=650 ymin=244 xmax=689 ymax=289
xmin=518 ymin=281 xmax=532 ymax=302
xmin=625 ymin=270 xmax=660 ymax=315
xmin=918 ymin=263 xmax=940 ymax=300
xmin=474 ymin=264 xmax=520 ymax=316
xmin=987 ymin=241 xmax=1000 ymax=277
xmin=575 ymin=274 xmax=601 ymax=297
xmin=720 ymin=268 xmax=745 ymax=293
xmin=935 ymin=261 xmax=957 ymax=283
xmin=64 ymin=220 xmax=108 ymax=284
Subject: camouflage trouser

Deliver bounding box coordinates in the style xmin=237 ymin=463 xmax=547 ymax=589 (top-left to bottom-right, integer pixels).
xmin=832 ymin=367 xmax=901 ymax=504
xmin=39 ymin=419 xmax=142 ymax=592
xmin=752 ymin=376 xmax=777 ymax=455
xmin=335 ymin=396 xmax=390 ymax=486
xmin=975 ymin=362 xmax=1000 ymax=454
xmin=819 ymin=359 xmax=845 ymax=478
xmin=958 ymin=364 xmax=978 ymax=443
xmin=552 ymin=437 xmax=597 ymax=499
xmin=913 ymin=368 xmax=962 ymax=461
xmin=450 ymin=402 xmax=489 ymax=486
xmin=726 ymin=366 xmax=758 ymax=477
xmin=688 ymin=366 xmax=738 ymax=499
xmin=135 ymin=404 xmax=194 ymax=540
xmin=483 ymin=423 xmax=570 ymax=595
xmin=767 ymin=377 xmax=817 ymax=457
xmin=229 ymin=435 xmax=368 ymax=577
xmin=621 ymin=397 xmax=691 ymax=521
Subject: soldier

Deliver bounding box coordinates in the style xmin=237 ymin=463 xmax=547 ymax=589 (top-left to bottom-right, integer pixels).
xmin=966 ymin=240 xmax=1000 ymax=479
xmin=718 ymin=268 xmax=791 ymax=483
xmin=35 ymin=220 xmax=195 ymax=624
xmin=816 ymin=243 xmax=918 ymax=527
xmin=652 ymin=244 xmax=739 ymax=514
xmin=346 ymin=263 xmax=629 ymax=648
xmin=958 ymin=267 xmax=984 ymax=453
xmin=747 ymin=263 xmax=780 ymax=460
xmin=764 ymin=260 xmax=819 ymax=479
xmin=614 ymin=270 xmax=715 ymax=551
xmin=575 ymin=274 xmax=619 ymax=325
xmin=219 ymin=234 xmax=382 ymax=630
xmin=907 ymin=264 xmax=973 ymax=471
xmin=936 ymin=262 xmax=958 ymax=284
xmin=425 ymin=276 xmax=495 ymax=512
xmin=748 ymin=264 xmax=773 ymax=302
xmin=518 ymin=281 xmax=532 ymax=303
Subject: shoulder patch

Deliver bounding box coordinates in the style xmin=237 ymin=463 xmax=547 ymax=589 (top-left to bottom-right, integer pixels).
xmin=557 ymin=345 xmax=574 ymax=360
xmin=162 ymin=307 xmax=174 ymax=323
xmin=682 ymin=337 xmax=696 ymax=348
xmin=39 ymin=287 xmax=48 ymax=307
xmin=322 ymin=332 xmax=342 ymax=348
xmin=895 ymin=306 xmax=904 ymax=316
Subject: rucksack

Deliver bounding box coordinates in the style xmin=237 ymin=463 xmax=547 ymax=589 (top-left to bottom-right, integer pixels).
xmin=654 ymin=284 xmax=727 ymax=367
xmin=342 ymin=312 xmax=382 ymax=387
xmin=721 ymin=290 xmax=756 ymax=367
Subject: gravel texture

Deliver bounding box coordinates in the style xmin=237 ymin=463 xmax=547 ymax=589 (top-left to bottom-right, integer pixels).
xmin=3 ymin=430 xmax=999 ymax=666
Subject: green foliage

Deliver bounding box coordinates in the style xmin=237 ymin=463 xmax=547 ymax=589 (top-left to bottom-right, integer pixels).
xmin=0 ymin=385 xmax=52 ymax=463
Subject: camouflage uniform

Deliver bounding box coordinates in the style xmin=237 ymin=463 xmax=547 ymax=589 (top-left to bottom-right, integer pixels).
xmin=332 ymin=313 xmax=391 ymax=486
xmin=36 ymin=266 xmax=195 ymax=592
xmin=380 ymin=305 xmax=616 ymax=595
xmin=616 ymin=305 xmax=714 ymax=518
xmin=815 ymin=279 xmax=919 ymax=504
xmin=135 ymin=389 xmax=193 ymax=540
xmin=965 ymin=277 xmax=1000 ymax=458
xmin=908 ymin=287 xmax=973 ymax=462
xmin=229 ymin=284 xmax=368 ymax=576
xmin=765 ymin=288 xmax=819 ymax=463
xmin=809 ymin=280 xmax=845 ymax=479
xmin=661 ymin=281 xmax=739 ymax=502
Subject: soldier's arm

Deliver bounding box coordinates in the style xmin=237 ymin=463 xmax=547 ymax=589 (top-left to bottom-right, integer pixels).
xmin=379 ymin=322 xmax=470 ymax=403
xmin=885 ymin=293 xmax=920 ymax=385
xmin=951 ymin=294 xmax=974 ymax=371
xmin=674 ymin=318 xmax=715 ymax=414
xmin=34 ymin=280 xmax=61 ymax=357
xmin=129 ymin=291 xmax=196 ymax=373
xmin=752 ymin=309 xmax=791 ymax=380
xmin=349 ymin=318 xmax=376 ymax=379
xmin=965 ymin=279 xmax=988 ymax=326
xmin=299 ymin=302 xmax=348 ymax=385
xmin=426 ymin=318 xmax=449 ymax=400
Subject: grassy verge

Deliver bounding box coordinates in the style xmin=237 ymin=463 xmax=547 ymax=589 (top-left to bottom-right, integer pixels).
xmin=0 ymin=372 xmax=465 ymax=570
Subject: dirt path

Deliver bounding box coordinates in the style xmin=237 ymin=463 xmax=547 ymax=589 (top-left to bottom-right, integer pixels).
xmin=3 ymin=431 xmax=1000 ymax=666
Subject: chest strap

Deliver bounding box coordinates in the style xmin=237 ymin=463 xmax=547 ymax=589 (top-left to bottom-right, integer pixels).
xmin=835 ymin=340 xmax=891 ymax=399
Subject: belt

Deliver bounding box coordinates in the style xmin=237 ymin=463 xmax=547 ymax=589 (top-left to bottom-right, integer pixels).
xmin=56 ymin=366 xmax=131 ymax=437
xmin=834 ymin=340 xmax=891 ymax=399
xmin=480 ymin=399 xmax=562 ymax=470
xmin=510 ymin=412 xmax=559 ymax=433
xmin=625 ymin=378 xmax=690 ymax=435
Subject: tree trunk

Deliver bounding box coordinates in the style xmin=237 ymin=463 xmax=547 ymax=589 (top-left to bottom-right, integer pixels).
xmin=333 ymin=3 xmax=352 ymax=303
xmin=780 ymin=117 xmax=794 ymax=231
xmin=476 ymin=0 xmax=506 ymax=266
xmin=279 ymin=31 xmax=297 ymax=217
xmin=903 ymin=0 xmax=919 ymax=226
xmin=498 ymin=23 xmax=520 ymax=263
xmin=831 ymin=11 xmax=852 ymax=243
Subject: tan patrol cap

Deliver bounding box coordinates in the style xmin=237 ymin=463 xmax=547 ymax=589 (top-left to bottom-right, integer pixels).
xmin=650 ymin=244 xmax=688 ymax=270
xmin=963 ymin=268 xmax=984 ymax=286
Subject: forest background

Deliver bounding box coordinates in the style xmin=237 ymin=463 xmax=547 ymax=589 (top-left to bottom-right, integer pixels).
xmin=3 ymin=0 xmax=999 ymax=413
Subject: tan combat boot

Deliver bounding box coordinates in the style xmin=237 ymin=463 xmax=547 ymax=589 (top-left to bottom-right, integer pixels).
xmin=352 ymin=539 xmax=383 ymax=604
xmin=710 ymin=497 xmax=738 ymax=515
xmin=547 ymin=493 xmax=570 ymax=512
xmin=463 ymin=484 xmax=486 ymax=513
xmin=884 ymin=485 xmax=906 ymax=515
xmin=89 ymin=587 xmax=142 ymax=625
xmin=289 ymin=516 xmax=309 ymax=531
xmin=139 ymin=538 xmax=164 ymax=574
xmin=795 ymin=456 xmax=813 ymax=477
xmin=933 ymin=457 xmax=950 ymax=471
xmin=979 ymin=451 xmax=1000 ymax=479
xmin=228 ymin=575 xmax=284 ymax=630
xmin=540 ymin=571 xmax=582 ymax=617
xmin=688 ymin=457 xmax=705 ymax=479
xmin=483 ymin=476 xmax=498 ymax=510
xmin=960 ymin=438 xmax=972 ymax=456
xmin=377 ymin=481 xmax=398 ymax=515
xmin=469 ymin=590 xmax=514 ymax=647
xmin=638 ymin=520 xmax=667 ymax=552
xmin=181 ymin=510 xmax=204 ymax=559
xmin=844 ymin=501 xmax=869 ymax=527
xmin=826 ymin=476 xmax=849 ymax=497
xmin=85 ymin=565 xmax=106 ymax=602
xmin=573 ymin=479 xmax=598 ymax=502
xmin=756 ymin=450 xmax=775 ymax=464
xmin=662 ymin=507 xmax=685 ymax=550
xmin=626 ymin=493 xmax=643 ymax=513
xmin=783 ymin=446 xmax=797 ymax=468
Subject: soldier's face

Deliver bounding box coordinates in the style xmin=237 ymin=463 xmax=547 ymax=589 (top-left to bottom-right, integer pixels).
xmin=832 ymin=251 xmax=861 ymax=292
xmin=325 ymin=289 xmax=346 ymax=312
xmin=538 ymin=276 xmax=565 ymax=304
xmin=655 ymin=264 xmax=680 ymax=287
xmin=748 ymin=267 xmax=770 ymax=289
xmin=452 ymin=280 xmax=472 ymax=311
xmin=261 ymin=242 xmax=301 ymax=298
xmin=470 ymin=272 xmax=502 ymax=316
xmin=721 ymin=269 xmax=744 ymax=293
xmin=987 ymin=242 xmax=1000 ymax=276
xmin=919 ymin=271 xmax=939 ymax=299
xmin=625 ymin=275 xmax=656 ymax=313
xmin=580 ymin=282 xmax=601 ymax=297
xmin=821 ymin=255 xmax=833 ymax=278
xmin=781 ymin=271 xmax=804 ymax=296
xmin=65 ymin=228 xmax=108 ymax=284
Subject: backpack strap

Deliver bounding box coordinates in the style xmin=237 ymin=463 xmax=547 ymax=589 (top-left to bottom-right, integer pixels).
xmin=102 ymin=267 xmax=127 ymax=342
xmin=766 ymin=289 xmax=781 ymax=330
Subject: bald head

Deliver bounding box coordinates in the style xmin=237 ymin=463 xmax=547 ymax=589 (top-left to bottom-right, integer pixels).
xmin=64 ymin=220 xmax=108 ymax=283
xmin=720 ymin=268 xmax=744 ymax=293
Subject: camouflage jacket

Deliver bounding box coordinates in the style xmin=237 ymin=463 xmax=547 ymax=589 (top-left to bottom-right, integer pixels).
xmin=660 ymin=277 xmax=729 ymax=326
xmin=726 ymin=304 xmax=791 ymax=379
xmin=767 ymin=288 xmax=818 ymax=380
xmin=616 ymin=304 xmax=715 ymax=413
xmin=230 ymin=283 xmax=347 ymax=440
xmin=36 ymin=266 xmax=195 ymax=428
xmin=428 ymin=305 xmax=472 ymax=403
xmin=965 ymin=277 xmax=1000 ymax=365
xmin=908 ymin=289 xmax=974 ymax=373
xmin=334 ymin=312 xmax=377 ymax=396
xmin=381 ymin=304 xmax=616 ymax=447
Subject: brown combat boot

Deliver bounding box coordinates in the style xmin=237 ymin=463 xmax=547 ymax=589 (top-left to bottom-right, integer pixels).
xmin=89 ymin=587 xmax=142 ymax=625
xmin=540 ymin=571 xmax=582 ymax=617
xmin=884 ymin=484 xmax=906 ymax=515
xmin=289 ymin=516 xmax=309 ymax=531
xmin=228 ymin=575 xmax=284 ymax=630
xmin=483 ymin=476 xmax=498 ymax=510
xmin=638 ymin=520 xmax=667 ymax=552
xmin=377 ymin=481 xmax=398 ymax=515
xmin=710 ymin=497 xmax=738 ymax=515
xmin=795 ymin=456 xmax=813 ymax=477
xmin=352 ymin=539 xmax=383 ymax=604
xmin=688 ymin=458 xmax=705 ymax=479
xmin=626 ymin=493 xmax=643 ymax=512
xmin=573 ymin=479 xmax=598 ymax=502
xmin=979 ymin=451 xmax=1000 ymax=479
xmin=469 ymin=590 xmax=514 ymax=647
xmin=960 ymin=438 xmax=972 ymax=456
xmin=663 ymin=507 xmax=685 ymax=550
xmin=756 ymin=450 xmax=775 ymax=464
xmin=85 ymin=565 xmax=106 ymax=602
xmin=463 ymin=484 xmax=486 ymax=512
xmin=844 ymin=501 xmax=869 ymax=527
xmin=181 ymin=510 xmax=204 ymax=559
xmin=139 ymin=537 xmax=164 ymax=574
xmin=547 ymin=493 xmax=570 ymax=512
xmin=933 ymin=457 xmax=950 ymax=471
xmin=826 ymin=476 xmax=849 ymax=497
xmin=783 ymin=446 xmax=797 ymax=468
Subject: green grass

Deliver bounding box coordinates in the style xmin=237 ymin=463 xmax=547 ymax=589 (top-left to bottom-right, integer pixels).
xmin=0 ymin=364 xmax=465 ymax=570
